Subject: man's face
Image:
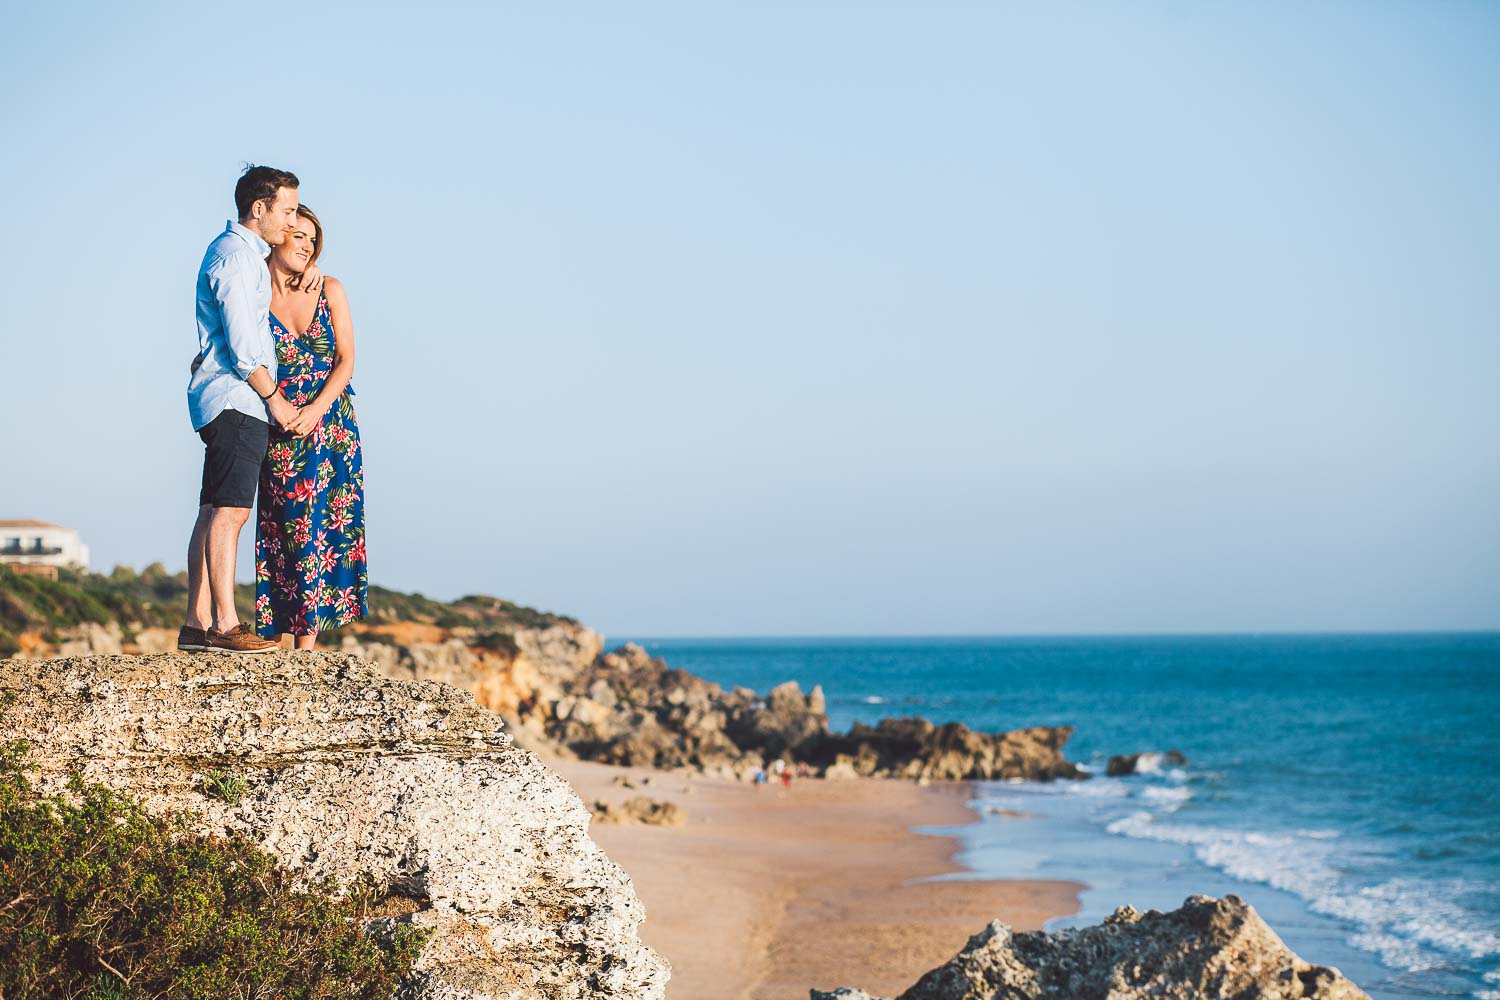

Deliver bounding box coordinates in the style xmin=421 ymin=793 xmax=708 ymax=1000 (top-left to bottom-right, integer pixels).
xmin=252 ymin=186 xmax=300 ymax=246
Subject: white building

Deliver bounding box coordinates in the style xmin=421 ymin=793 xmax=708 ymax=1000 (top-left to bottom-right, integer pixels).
xmin=0 ymin=519 xmax=90 ymax=571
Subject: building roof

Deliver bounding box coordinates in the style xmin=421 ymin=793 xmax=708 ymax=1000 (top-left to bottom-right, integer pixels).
xmin=0 ymin=519 xmax=66 ymax=529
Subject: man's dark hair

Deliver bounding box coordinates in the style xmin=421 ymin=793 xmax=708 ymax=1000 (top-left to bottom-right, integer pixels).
xmin=234 ymin=164 xmax=299 ymax=219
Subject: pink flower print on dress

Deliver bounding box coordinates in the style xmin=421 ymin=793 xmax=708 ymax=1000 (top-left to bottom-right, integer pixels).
xmin=287 ymin=478 xmax=318 ymax=504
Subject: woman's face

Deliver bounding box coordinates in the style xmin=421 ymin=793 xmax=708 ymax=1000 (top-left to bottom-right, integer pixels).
xmin=273 ymin=216 xmax=317 ymax=275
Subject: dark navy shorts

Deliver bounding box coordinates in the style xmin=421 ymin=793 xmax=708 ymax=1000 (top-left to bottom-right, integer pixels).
xmin=197 ymin=409 xmax=269 ymax=508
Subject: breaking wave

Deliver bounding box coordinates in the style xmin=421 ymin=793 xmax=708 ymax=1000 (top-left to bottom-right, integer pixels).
xmin=1105 ymin=812 xmax=1500 ymax=973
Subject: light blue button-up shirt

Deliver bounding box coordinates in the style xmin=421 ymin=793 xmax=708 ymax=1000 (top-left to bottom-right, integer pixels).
xmin=186 ymin=221 xmax=278 ymax=431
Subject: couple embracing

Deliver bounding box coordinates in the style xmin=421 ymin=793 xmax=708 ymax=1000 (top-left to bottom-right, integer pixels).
xmin=179 ymin=165 xmax=368 ymax=654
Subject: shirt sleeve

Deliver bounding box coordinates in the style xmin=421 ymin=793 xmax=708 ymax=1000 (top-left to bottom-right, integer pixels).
xmin=206 ymin=251 xmax=273 ymax=380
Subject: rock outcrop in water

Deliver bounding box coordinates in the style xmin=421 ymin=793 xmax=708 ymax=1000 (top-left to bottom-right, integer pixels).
xmin=811 ymin=894 xmax=1368 ymax=1000
xmin=1107 ymin=749 xmax=1189 ymax=777
xmin=2 ymin=651 xmax=669 ymax=999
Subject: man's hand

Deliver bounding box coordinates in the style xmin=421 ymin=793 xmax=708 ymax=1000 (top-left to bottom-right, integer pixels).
xmin=298 ymin=262 xmax=326 ymax=295
xmin=283 ymin=403 xmax=325 ymax=439
xmin=267 ymin=394 xmax=300 ymax=430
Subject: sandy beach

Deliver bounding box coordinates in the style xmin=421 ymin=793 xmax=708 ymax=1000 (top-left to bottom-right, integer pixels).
xmin=545 ymin=755 xmax=1086 ymax=1000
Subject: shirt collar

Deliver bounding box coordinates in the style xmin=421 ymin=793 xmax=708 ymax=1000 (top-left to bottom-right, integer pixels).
xmin=226 ymin=220 xmax=272 ymax=260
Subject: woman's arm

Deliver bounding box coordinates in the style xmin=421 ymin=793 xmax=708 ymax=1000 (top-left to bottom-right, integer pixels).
xmin=285 ymin=276 xmax=357 ymax=437
xmin=317 ymin=276 xmax=357 ymax=404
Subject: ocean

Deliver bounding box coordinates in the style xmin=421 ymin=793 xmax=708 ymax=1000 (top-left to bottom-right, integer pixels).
xmin=617 ymin=634 xmax=1500 ymax=1000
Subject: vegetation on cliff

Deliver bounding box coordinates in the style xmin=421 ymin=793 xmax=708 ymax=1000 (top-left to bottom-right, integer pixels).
xmin=0 ymin=706 xmax=429 ymax=999
xmin=0 ymin=562 xmax=575 ymax=657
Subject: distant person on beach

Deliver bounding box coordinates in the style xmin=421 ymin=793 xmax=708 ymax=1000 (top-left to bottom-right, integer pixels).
xmin=252 ymin=205 xmax=368 ymax=648
xmin=180 ymin=166 xmax=324 ymax=654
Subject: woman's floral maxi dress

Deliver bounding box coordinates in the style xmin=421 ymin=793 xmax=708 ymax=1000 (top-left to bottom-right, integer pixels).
xmin=255 ymin=291 xmax=368 ymax=636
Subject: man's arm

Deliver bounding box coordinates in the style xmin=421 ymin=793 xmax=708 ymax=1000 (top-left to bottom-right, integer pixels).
xmin=244 ymin=367 xmax=296 ymax=426
xmin=208 ymin=253 xmax=297 ymax=426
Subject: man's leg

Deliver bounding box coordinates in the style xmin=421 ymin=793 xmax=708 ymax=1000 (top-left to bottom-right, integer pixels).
xmin=206 ymin=505 xmax=252 ymax=632
xmin=194 ymin=409 xmax=275 ymax=652
xmin=184 ymin=505 xmax=213 ymax=630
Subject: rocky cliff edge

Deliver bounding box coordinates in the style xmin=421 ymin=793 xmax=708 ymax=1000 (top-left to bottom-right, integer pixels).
xmin=1 ymin=650 xmax=669 ymax=1000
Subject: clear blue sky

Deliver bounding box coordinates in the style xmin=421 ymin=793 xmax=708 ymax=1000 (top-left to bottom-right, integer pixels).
xmin=2 ymin=3 xmax=1496 ymax=637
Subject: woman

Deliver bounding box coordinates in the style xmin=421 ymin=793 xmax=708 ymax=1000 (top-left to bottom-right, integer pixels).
xmin=254 ymin=205 xmax=368 ymax=647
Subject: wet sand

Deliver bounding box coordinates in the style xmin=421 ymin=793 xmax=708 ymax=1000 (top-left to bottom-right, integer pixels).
xmin=545 ymin=756 xmax=1086 ymax=999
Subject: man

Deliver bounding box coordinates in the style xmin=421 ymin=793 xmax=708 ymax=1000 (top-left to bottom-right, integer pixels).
xmin=178 ymin=165 xmax=321 ymax=653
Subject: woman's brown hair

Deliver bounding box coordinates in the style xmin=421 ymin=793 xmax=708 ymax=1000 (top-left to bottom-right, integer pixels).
xmin=298 ymin=205 xmax=324 ymax=267
xmin=289 ymin=205 xmax=323 ymax=291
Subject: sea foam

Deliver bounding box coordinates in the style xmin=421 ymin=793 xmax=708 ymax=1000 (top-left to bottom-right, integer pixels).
xmin=1104 ymin=812 xmax=1500 ymax=973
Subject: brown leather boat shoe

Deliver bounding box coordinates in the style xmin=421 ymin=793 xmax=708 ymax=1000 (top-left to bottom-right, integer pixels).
xmin=207 ymin=623 xmax=279 ymax=654
xmin=177 ymin=625 xmax=208 ymax=652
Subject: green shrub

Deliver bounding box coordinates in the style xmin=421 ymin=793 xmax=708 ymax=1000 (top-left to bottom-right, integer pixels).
xmin=200 ymin=769 xmax=247 ymax=805
xmin=0 ymin=740 xmax=429 ymax=1000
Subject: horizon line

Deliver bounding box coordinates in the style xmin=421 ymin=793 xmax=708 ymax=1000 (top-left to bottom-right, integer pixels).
xmin=603 ymin=628 xmax=1500 ymax=642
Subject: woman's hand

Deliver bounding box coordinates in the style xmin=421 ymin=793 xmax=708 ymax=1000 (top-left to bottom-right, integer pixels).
xmin=283 ymin=402 xmax=326 ymax=439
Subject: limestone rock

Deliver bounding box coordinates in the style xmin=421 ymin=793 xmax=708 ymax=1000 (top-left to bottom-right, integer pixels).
xmin=820 ymin=757 xmax=862 ymax=781
xmin=738 ymin=680 xmax=831 ymax=758
xmin=814 ymin=894 xmax=1368 ymax=1000
xmin=2 ymin=651 xmax=668 ymax=999
xmin=343 ymin=623 xmax=603 ymax=733
xmin=589 ymin=796 xmax=686 ymax=827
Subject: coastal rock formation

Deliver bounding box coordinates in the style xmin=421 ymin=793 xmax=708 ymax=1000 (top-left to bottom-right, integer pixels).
xmin=522 ymin=644 xmax=1087 ymax=783
xmin=811 ymin=894 xmax=1368 ymax=1000
xmin=351 ymin=634 xmax=1087 ymax=784
xmin=553 ymin=641 xmax=772 ymax=775
xmin=801 ymin=717 xmax=1088 ymax=782
xmin=341 ymin=621 xmax=604 ymax=734
xmin=1107 ymin=749 xmax=1189 ymax=777
xmin=2 ymin=651 xmax=669 ymax=1000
